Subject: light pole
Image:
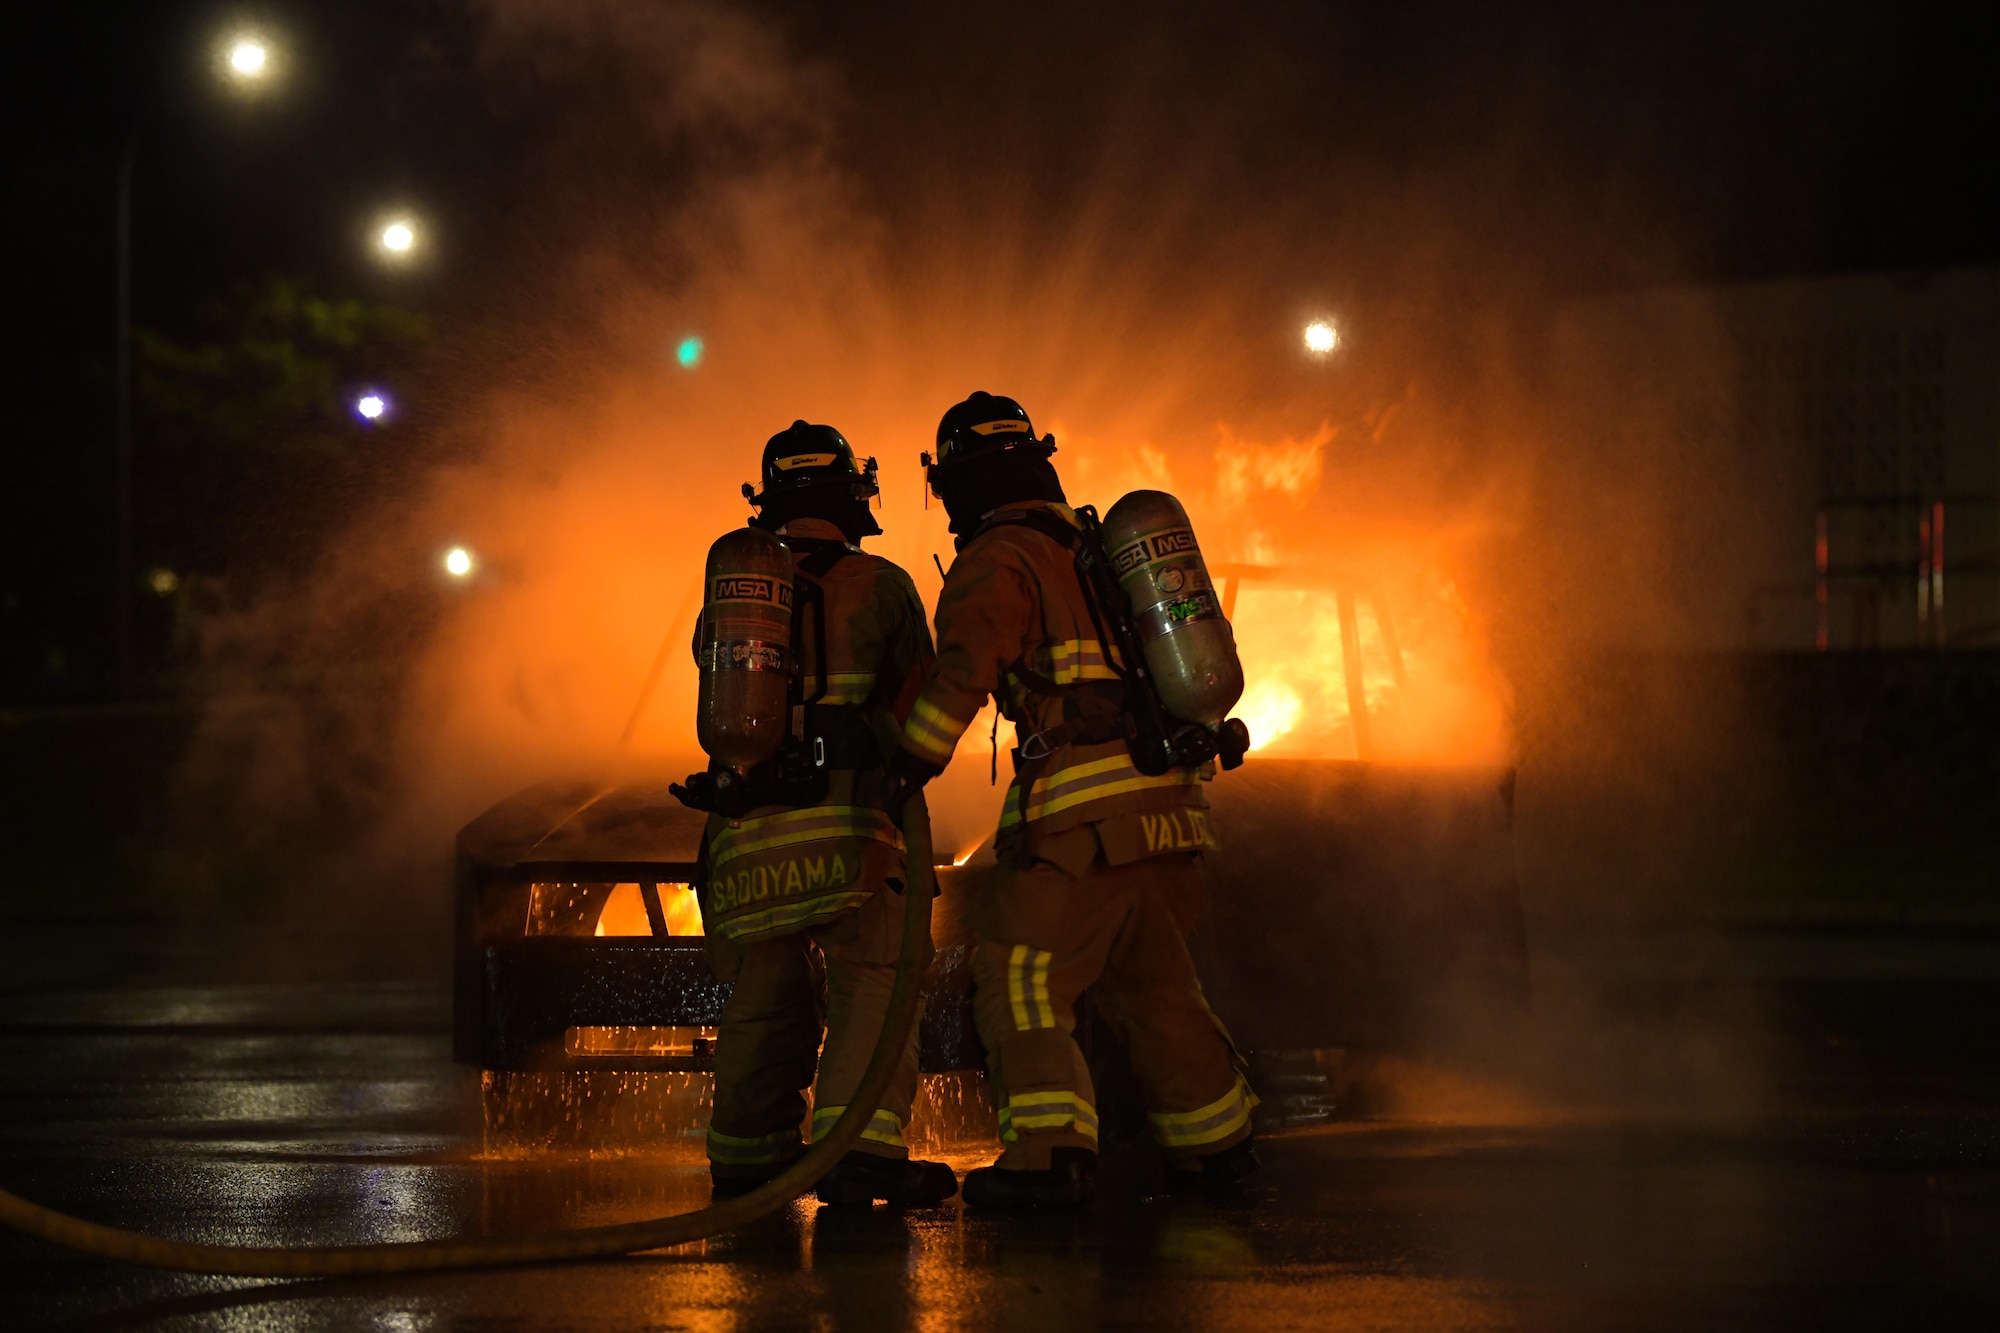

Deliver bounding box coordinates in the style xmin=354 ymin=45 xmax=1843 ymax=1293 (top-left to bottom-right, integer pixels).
xmin=114 ymin=146 xmax=134 ymax=698
xmin=113 ymin=30 xmax=281 ymax=698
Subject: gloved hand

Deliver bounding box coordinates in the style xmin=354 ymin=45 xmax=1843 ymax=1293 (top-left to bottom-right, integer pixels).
xmin=879 ymin=747 xmax=944 ymax=819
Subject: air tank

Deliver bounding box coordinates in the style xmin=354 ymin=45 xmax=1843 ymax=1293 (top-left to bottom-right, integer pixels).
xmin=1102 ymin=490 xmax=1244 ymax=726
xmin=695 ymin=527 xmax=795 ymax=771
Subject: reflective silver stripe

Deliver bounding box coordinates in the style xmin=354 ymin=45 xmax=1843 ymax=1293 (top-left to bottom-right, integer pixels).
xmin=819 ymin=671 xmax=876 ymax=704
xmin=700 ymin=639 xmax=790 ymax=672
xmin=1029 ymin=638 xmax=1120 ymax=684
xmin=707 ymin=1125 xmax=799 ymax=1164
xmin=1147 ymin=1078 xmax=1258 ymax=1148
xmin=811 ymin=1104 xmax=905 ymax=1149
xmin=1006 ymin=945 xmax=1056 ymax=1031
xmin=997 ymin=1091 xmax=1100 ymax=1143
xmin=996 ymin=754 xmax=1199 ymax=828
xmin=709 ymin=805 xmax=903 ymax=864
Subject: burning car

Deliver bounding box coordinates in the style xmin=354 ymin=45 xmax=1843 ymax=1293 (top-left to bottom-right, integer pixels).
xmin=453 ymin=566 xmax=1527 ymax=1145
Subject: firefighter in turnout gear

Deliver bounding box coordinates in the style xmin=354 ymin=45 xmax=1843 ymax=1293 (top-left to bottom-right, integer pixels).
xmin=885 ymin=392 xmax=1260 ymax=1209
xmin=691 ymin=421 xmax=957 ymax=1208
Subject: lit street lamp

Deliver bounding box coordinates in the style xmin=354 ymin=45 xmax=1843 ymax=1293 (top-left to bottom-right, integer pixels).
xmin=114 ymin=28 xmax=288 ymax=697
xmin=227 ymin=39 xmax=268 ymax=80
xmin=216 ymin=30 xmax=281 ymax=95
xmin=1304 ymin=319 xmax=1339 ymax=355
xmin=374 ymin=215 xmax=423 ymax=265
xmin=443 ymin=547 xmax=475 ymax=578
xmin=355 ymin=392 xmax=389 ymax=422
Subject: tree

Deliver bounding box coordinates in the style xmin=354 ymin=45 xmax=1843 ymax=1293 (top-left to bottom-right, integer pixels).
xmin=136 ymin=276 xmax=428 ymax=584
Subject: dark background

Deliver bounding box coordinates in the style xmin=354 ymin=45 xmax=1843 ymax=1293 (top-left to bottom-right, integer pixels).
xmin=4 ymin=0 xmax=1997 ymax=705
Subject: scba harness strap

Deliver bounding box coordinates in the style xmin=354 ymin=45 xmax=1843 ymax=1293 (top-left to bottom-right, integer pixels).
xmin=784 ymin=538 xmax=884 ymax=771
xmin=966 ymin=508 xmax=1145 ymax=854
xmin=674 ymin=538 xmax=885 ymax=819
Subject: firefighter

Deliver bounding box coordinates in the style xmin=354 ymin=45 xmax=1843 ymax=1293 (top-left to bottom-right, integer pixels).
xmin=882 ymin=392 xmax=1260 ymax=1208
xmin=695 ymin=421 xmax=957 ymax=1208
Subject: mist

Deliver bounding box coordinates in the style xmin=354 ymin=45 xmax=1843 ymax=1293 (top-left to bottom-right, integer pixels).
xmin=135 ymin=0 xmax=1932 ymax=1118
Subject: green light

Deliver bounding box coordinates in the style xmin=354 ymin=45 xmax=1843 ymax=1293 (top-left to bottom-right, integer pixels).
xmin=676 ymin=336 xmax=704 ymax=368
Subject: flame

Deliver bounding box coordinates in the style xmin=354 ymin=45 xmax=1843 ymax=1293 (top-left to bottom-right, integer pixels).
xmin=1226 ymin=574 xmax=1505 ymax=762
xmin=590 ymin=882 xmax=705 ymax=937
xmin=398 ymin=363 xmax=1510 ymax=834
xmin=1235 ymin=678 xmax=1303 ymax=751
xmin=1057 ymin=416 xmax=1511 ymax=765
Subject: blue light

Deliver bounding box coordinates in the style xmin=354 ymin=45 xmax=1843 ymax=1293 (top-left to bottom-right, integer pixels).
xmin=675 ymin=336 xmax=704 ymax=369
xmin=355 ymin=391 xmax=389 ymax=422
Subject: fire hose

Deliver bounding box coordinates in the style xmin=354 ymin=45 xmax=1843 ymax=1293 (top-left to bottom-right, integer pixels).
xmin=0 ymin=803 xmax=937 ymax=1277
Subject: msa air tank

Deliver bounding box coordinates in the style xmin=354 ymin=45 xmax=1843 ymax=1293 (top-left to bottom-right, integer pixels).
xmin=695 ymin=527 xmax=795 ymax=771
xmin=1101 ymin=490 xmax=1245 ymax=726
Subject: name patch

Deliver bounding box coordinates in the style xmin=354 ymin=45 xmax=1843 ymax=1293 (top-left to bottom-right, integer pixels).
xmin=709 ymin=852 xmax=854 ymax=913
xmin=1139 ymin=808 xmax=1217 ymax=853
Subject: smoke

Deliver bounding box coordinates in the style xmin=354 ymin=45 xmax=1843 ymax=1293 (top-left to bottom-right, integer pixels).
xmin=161 ymin=1 xmax=1658 ymax=903
xmin=145 ymin=0 xmax=1899 ymax=1116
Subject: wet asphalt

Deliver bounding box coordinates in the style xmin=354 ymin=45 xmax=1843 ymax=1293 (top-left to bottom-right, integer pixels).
xmin=1 ymin=925 xmax=1996 ymax=1331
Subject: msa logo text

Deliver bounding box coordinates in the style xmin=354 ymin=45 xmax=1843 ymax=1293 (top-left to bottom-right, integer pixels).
xmin=712 ymin=577 xmax=791 ymax=606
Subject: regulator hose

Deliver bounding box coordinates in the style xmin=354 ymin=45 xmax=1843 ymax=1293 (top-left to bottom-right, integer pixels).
xmin=0 ymin=803 xmax=937 ymax=1277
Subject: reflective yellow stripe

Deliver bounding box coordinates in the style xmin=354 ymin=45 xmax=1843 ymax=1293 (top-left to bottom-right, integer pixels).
xmin=819 ymin=671 xmax=875 ymax=705
xmin=902 ymin=696 xmax=970 ymax=764
xmin=1005 ymin=944 xmax=1056 ymax=1030
xmin=715 ymin=889 xmax=871 ymax=941
xmin=996 ymin=754 xmax=1202 ymax=828
xmin=706 ymin=1125 xmax=800 ymax=1164
xmin=710 ymin=805 xmax=902 ymax=866
xmin=811 ymin=1104 xmax=905 ymax=1149
xmin=997 ymin=1091 xmax=1100 ymax=1143
xmin=1033 ymin=638 xmax=1120 ymax=684
xmin=1147 ymin=1078 xmax=1260 ymax=1148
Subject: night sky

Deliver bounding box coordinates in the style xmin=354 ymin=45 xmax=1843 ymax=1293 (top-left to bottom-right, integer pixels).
xmin=3 ymin=0 xmax=1996 ymax=702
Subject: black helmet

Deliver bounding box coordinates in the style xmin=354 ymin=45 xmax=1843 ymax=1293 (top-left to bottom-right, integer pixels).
xmin=745 ymin=420 xmax=880 ymax=512
xmin=923 ymin=392 xmax=1066 ymax=539
xmin=923 ymin=392 xmax=1056 ymax=493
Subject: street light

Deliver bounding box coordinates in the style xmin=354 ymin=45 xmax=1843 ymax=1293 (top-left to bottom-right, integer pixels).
xmin=1303 ymin=320 xmax=1339 ymax=355
xmin=227 ymin=39 xmax=268 ymax=79
xmin=355 ymin=391 xmax=389 ymax=422
xmin=216 ymin=31 xmax=280 ymax=93
xmin=443 ymin=547 xmax=474 ymax=578
xmin=114 ymin=27 xmax=288 ymax=697
xmin=374 ymin=215 xmax=422 ymax=264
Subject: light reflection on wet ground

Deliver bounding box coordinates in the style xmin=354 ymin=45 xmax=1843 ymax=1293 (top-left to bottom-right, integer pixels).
xmin=0 ymin=976 xmax=1996 ymax=1330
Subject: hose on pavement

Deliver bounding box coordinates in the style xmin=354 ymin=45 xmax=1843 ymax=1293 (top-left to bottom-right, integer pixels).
xmin=0 ymin=803 xmax=937 ymax=1277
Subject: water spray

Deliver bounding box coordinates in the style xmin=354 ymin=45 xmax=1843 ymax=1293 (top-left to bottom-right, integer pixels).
xmin=0 ymin=807 xmax=936 ymax=1277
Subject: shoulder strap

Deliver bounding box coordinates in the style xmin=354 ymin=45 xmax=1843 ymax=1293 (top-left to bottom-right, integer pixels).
xmin=787 ymin=537 xmax=858 ymax=580
xmin=970 ymin=506 xmax=1083 ymax=553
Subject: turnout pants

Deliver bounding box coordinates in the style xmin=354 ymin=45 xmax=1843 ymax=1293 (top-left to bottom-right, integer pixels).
xmin=706 ymin=886 xmax=929 ymax=1177
xmin=971 ymin=827 xmax=1256 ymax=1171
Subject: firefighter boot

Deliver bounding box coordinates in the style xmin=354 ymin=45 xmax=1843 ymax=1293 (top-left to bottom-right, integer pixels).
xmin=815 ymin=1151 xmax=960 ymax=1208
xmin=1165 ymin=1137 xmax=1261 ymax=1204
xmin=962 ymin=1148 xmax=1097 ymax=1210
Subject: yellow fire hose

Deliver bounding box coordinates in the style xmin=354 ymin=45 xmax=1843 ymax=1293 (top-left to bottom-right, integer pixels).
xmin=0 ymin=806 xmax=937 ymax=1277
